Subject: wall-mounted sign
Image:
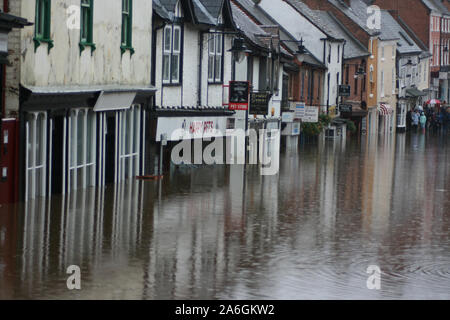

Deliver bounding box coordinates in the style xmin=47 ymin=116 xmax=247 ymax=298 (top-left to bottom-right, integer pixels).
xmin=339 ymin=104 xmax=353 ymax=113
xmin=282 ymin=112 xmax=295 ymax=123
xmin=156 ymin=116 xmax=228 ymax=141
xmin=250 ymin=92 xmax=270 ymax=115
xmin=228 ymin=81 xmax=249 ymax=111
xmin=294 ymin=103 xmax=305 ymax=120
xmin=295 ymin=103 xmax=318 ymax=123
xmin=339 ymin=85 xmax=351 ymax=97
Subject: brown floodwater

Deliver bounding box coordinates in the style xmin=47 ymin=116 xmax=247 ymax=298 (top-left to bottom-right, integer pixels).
xmin=0 ymin=133 xmax=449 ymax=299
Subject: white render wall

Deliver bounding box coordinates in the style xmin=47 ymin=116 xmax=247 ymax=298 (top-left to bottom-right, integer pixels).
xmin=20 ymin=0 xmax=153 ymax=87
xmin=259 ymin=0 xmax=343 ymax=109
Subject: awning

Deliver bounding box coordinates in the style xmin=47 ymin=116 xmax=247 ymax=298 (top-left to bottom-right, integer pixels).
xmin=153 ymin=105 xmax=235 ymax=117
xmin=378 ymin=103 xmax=393 ymax=116
xmin=20 ymin=84 xmax=156 ymax=111
xmin=406 ymin=88 xmax=427 ymax=97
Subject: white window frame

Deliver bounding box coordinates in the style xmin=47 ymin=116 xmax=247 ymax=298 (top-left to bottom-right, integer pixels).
xmin=118 ymin=104 xmax=141 ymax=181
xmin=25 ymin=112 xmax=48 ymax=201
xmin=67 ymin=108 xmax=97 ymax=193
xmin=162 ymin=24 xmax=182 ymax=84
xmin=208 ymin=31 xmax=223 ymax=83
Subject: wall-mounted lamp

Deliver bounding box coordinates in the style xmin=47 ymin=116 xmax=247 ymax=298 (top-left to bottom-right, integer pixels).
xmin=228 ymin=37 xmax=252 ymax=63
xmin=280 ymin=38 xmax=309 ymax=62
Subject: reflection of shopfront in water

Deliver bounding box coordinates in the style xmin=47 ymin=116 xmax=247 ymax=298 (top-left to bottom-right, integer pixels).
xmin=378 ymin=103 xmax=394 ymax=135
xmin=21 ymin=86 xmax=155 ymax=201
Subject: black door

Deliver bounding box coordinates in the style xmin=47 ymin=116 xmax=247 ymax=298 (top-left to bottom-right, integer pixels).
xmin=105 ymin=113 xmax=116 ymax=185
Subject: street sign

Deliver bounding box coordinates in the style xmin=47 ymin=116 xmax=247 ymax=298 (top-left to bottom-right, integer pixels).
xmin=338 ymin=85 xmax=351 ymax=97
xmin=228 ymin=81 xmax=249 ymax=111
xmin=250 ymin=92 xmax=270 ymax=115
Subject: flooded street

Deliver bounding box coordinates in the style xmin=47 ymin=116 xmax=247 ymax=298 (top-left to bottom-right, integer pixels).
xmin=1 ymin=133 xmax=450 ymax=300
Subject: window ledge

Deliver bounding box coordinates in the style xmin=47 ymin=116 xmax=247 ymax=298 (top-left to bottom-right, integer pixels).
xmin=121 ymin=45 xmax=135 ymax=56
xmin=208 ymin=81 xmax=223 ymax=85
xmin=79 ymin=42 xmax=96 ymax=55
xmin=162 ymin=82 xmax=182 ymax=87
xmin=34 ymin=37 xmax=54 ymax=53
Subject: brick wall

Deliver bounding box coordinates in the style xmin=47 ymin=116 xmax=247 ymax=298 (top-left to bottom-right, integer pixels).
xmin=373 ymin=0 xmax=430 ymax=46
xmin=4 ymin=0 xmax=22 ymax=118
xmin=300 ymin=0 xmax=370 ymax=47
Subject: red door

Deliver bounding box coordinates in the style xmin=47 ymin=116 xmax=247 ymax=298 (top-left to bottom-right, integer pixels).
xmin=0 ymin=119 xmax=19 ymax=204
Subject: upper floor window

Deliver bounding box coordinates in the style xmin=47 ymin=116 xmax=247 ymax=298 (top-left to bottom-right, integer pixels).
xmin=34 ymin=0 xmax=53 ymax=52
xmin=337 ymin=45 xmax=340 ymax=63
xmin=80 ymin=0 xmax=95 ymax=53
xmin=121 ymin=0 xmax=134 ymax=55
xmin=327 ymin=44 xmax=331 ymax=64
xmin=163 ymin=24 xmax=182 ymax=84
xmin=208 ymin=33 xmax=223 ymax=83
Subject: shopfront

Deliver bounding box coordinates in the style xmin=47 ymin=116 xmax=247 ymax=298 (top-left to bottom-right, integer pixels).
xmin=20 ymin=85 xmax=155 ymax=201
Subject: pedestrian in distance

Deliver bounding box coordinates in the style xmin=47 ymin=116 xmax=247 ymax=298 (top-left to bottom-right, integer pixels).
xmin=412 ymin=110 xmax=420 ymax=132
xmin=420 ymin=112 xmax=427 ymax=132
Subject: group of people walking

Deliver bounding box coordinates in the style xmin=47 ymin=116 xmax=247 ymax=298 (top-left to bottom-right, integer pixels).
xmin=407 ymin=106 xmax=450 ymax=133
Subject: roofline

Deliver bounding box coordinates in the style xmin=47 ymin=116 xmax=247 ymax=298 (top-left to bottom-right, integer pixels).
xmin=283 ymin=0 xmax=345 ymax=41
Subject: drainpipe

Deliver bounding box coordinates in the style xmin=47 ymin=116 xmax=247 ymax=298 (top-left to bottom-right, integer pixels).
xmin=198 ymin=31 xmax=204 ymax=106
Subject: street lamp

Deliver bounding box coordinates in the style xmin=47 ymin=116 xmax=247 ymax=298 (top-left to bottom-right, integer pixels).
xmin=228 ymin=37 xmax=252 ymax=63
xmin=280 ymin=38 xmax=309 ymax=62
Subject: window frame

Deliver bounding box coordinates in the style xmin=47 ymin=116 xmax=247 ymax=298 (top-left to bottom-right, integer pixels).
xmin=80 ymin=0 xmax=96 ymax=54
xmin=34 ymin=0 xmax=53 ymax=53
xmin=208 ymin=32 xmax=224 ymax=84
xmin=121 ymin=0 xmax=135 ymax=56
xmin=162 ymin=24 xmax=183 ymax=85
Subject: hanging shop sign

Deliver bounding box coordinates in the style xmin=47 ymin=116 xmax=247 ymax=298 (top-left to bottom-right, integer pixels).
xmin=338 ymin=85 xmax=351 ymax=97
xmin=228 ymin=81 xmax=250 ymax=111
xmin=339 ymin=104 xmax=353 ymax=113
xmin=250 ymin=91 xmax=271 ymax=115
xmin=156 ymin=116 xmax=229 ymax=141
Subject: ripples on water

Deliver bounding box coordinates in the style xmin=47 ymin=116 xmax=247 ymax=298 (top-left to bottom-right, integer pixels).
xmin=0 ymin=133 xmax=449 ymax=299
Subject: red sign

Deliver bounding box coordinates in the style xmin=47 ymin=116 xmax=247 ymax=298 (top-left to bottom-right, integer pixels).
xmin=228 ymin=81 xmax=249 ymax=111
xmin=229 ymin=103 xmax=249 ymax=111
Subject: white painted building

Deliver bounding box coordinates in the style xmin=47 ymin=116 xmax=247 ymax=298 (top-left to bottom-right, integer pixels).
xmin=258 ymin=0 xmax=345 ymax=115
xmin=15 ymin=0 xmax=156 ymax=201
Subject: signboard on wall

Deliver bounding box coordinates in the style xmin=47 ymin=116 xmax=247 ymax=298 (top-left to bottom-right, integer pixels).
xmin=156 ymin=117 xmax=229 ymax=141
xmin=294 ymin=103 xmax=306 ymax=119
xmin=295 ymin=103 xmax=319 ymax=123
xmin=228 ymin=81 xmax=250 ymax=111
xmin=338 ymin=85 xmax=351 ymax=97
xmin=250 ymin=92 xmax=270 ymax=115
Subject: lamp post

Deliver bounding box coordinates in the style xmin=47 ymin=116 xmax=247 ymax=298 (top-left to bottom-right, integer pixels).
xmin=228 ymin=37 xmax=251 ymax=164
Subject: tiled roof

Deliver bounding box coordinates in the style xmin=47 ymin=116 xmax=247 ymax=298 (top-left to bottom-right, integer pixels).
xmin=381 ymin=10 xmax=422 ymax=55
xmin=233 ymin=0 xmax=326 ymax=68
xmin=326 ymin=0 xmax=378 ymax=36
xmin=231 ymin=2 xmax=270 ymax=49
xmin=422 ymin=0 xmax=450 ymax=14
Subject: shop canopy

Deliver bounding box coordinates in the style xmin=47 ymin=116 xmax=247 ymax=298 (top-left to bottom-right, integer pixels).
xmin=378 ymin=104 xmax=393 ymax=116
xmin=406 ymin=88 xmax=428 ymax=97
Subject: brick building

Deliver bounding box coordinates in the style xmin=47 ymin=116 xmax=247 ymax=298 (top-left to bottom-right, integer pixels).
xmin=373 ymin=0 xmax=450 ymax=101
